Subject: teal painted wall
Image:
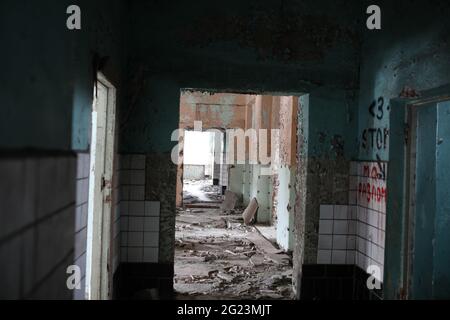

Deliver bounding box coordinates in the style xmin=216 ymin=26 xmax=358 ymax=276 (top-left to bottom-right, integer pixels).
xmin=358 ymin=0 xmax=450 ymax=162
xmin=433 ymin=101 xmax=450 ymax=298
xmin=0 ymin=0 xmax=125 ymax=151
xmin=120 ymin=0 xmax=362 ymax=156
xmin=409 ymin=101 xmax=450 ymax=299
xmin=358 ymin=0 xmax=450 ymax=299
xmin=309 ymin=88 xmax=358 ymax=159
xmin=412 ymin=103 xmax=437 ymax=298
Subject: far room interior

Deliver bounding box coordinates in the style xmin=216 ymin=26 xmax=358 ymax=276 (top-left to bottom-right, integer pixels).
xmin=182 ymin=130 xmax=223 ymax=206
xmin=173 ymin=90 xmax=300 ymax=299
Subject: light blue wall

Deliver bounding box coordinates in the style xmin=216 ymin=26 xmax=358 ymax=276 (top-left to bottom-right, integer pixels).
xmin=432 ymin=101 xmax=450 ymax=298
xmin=358 ymin=0 xmax=450 ymax=299
xmin=412 ymin=103 xmax=437 ymax=298
xmin=120 ymin=0 xmax=362 ymax=155
xmin=0 ymin=0 xmax=125 ymax=152
xmin=358 ymin=0 xmax=450 ymax=161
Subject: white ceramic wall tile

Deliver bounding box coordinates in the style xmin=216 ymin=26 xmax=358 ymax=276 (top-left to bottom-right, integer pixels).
xmin=360 ymin=237 xmax=368 ymax=255
xmin=318 ymin=235 xmax=333 ymax=250
xmin=120 ymin=217 xmax=129 ymax=231
xmin=357 ymin=222 xmax=368 ymax=238
xmin=120 ymin=201 xmax=129 ymax=215
xmin=75 ymin=205 xmax=84 ymax=232
xmin=120 ymin=170 xmax=130 ymax=185
xmin=320 ymin=205 xmax=333 ymax=219
xmin=357 ymin=207 xmax=367 ymax=223
xmin=144 ymin=217 xmax=160 ymax=232
xmin=120 ymin=248 xmax=128 ymax=261
xmin=120 ymin=155 xmax=131 ymax=170
xmin=332 ymin=235 xmax=347 ymax=250
xmin=128 ymin=248 xmax=143 ymax=262
xmin=129 ymin=170 xmax=145 ymax=185
xmin=318 ymin=220 xmax=333 ymax=235
xmin=128 ymin=232 xmax=144 ymax=247
xmin=129 ymin=186 xmax=145 ymax=200
xmin=333 ymin=220 xmax=348 ymax=235
xmin=331 ymin=250 xmax=346 ymax=264
xmin=349 ymin=205 xmax=357 ymax=220
xmin=76 ymin=156 xmax=84 ymax=180
xmin=143 ymin=232 xmax=159 ymax=247
xmin=145 ymin=201 xmax=160 ymax=217
xmin=121 ymin=232 xmax=128 ymax=247
xmin=334 ymin=205 xmax=348 ymax=220
xmin=74 ymin=230 xmax=87 ymax=259
xmin=347 ymin=236 xmax=356 ymax=250
xmin=129 ymin=217 xmax=145 ymax=232
xmin=74 ymin=253 xmax=86 ymax=279
xmin=118 ymin=155 xmax=160 ymax=264
xmin=367 ymin=225 xmax=378 ymax=243
xmin=367 ymin=210 xmax=378 ymax=227
xmin=346 ymin=250 xmax=355 ymax=265
xmin=121 ymin=186 xmax=130 ymax=201
xmin=130 ymin=155 xmax=146 ymax=170
xmin=348 ymin=220 xmax=356 ymax=235
xmin=380 ymin=231 xmax=385 ymax=248
xmin=317 ymin=250 xmax=332 ymax=264
xmin=143 ymin=248 xmax=159 ymax=263
xmin=128 ymin=201 xmax=145 ymax=216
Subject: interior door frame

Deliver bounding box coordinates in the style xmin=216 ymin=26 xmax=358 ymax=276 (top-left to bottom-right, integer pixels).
xmin=85 ymin=72 xmax=116 ymax=300
xmin=386 ymin=85 xmax=450 ymax=299
xmin=404 ymin=98 xmax=450 ymax=299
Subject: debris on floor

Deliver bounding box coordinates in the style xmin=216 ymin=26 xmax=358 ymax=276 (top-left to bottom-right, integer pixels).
xmin=220 ymin=190 xmax=239 ymax=210
xmin=174 ymin=208 xmax=294 ymax=300
xmin=242 ymin=198 xmax=259 ymax=225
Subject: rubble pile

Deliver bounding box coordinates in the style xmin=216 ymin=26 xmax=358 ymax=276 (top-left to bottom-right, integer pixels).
xmin=174 ymin=208 xmax=294 ymax=300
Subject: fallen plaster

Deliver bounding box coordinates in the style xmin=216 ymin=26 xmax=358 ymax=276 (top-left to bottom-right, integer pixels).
xmin=242 ymin=198 xmax=258 ymax=225
xmin=174 ymin=208 xmax=293 ymax=300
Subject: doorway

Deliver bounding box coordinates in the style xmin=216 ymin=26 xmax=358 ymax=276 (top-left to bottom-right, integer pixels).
xmin=173 ymin=90 xmax=300 ymax=299
xmin=182 ymin=130 xmax=224 ymax=206
xmin=85 ymin=73 xmax=117 ymax=300
xmin=405 ymin=99 xmax=450 ymax=299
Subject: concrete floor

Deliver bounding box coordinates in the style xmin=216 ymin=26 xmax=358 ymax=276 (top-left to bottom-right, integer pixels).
xmin=174 ymin=208 xmax=294 ymax=300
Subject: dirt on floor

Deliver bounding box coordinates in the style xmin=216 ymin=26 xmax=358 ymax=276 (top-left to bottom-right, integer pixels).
xmin=174 ymin=208 xmax=294 ymax=300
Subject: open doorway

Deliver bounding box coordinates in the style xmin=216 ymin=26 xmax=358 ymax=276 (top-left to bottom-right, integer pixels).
xmin=173 ymin=90 xmax=299 ymax=299
xmin=182 ymin=130 xmax=224 ymax=206
xmin=85 ymin=73 xmax=116 ymax=300
xmin=404 ymin=99 xmax=450 ymax=299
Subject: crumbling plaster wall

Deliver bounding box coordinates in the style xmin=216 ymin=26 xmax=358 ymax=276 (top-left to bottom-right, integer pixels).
xmin=179 ymin=92 xmax=248 ymax=129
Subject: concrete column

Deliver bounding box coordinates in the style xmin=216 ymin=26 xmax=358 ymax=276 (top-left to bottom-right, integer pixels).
xmin=212 ymin=131 xmax=222 ymax=185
